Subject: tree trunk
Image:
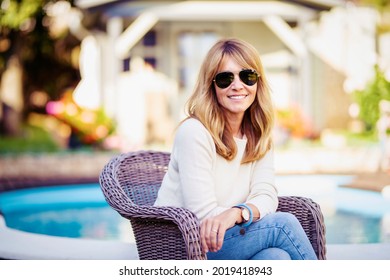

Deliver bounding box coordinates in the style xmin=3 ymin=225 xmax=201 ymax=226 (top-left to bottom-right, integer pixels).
xmin=0 ymin=55 xmax=24 ymax=136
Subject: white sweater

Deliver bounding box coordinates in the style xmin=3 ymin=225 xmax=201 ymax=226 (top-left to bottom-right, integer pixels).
xmin=154 ymin=118 xmax=278 ymax=221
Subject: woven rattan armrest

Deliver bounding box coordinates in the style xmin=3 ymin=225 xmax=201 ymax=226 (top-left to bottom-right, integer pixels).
xmin=118 ymin=205 xmax=205 ymax=260
xmin=278 ymin=196 xmax=326 ymax=260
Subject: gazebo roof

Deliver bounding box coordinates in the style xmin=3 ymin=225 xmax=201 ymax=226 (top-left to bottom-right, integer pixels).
xmin=75 ymin=0 xmax=345 ymax=19
xmin=73 ymin=1 xmax=345 ymax=58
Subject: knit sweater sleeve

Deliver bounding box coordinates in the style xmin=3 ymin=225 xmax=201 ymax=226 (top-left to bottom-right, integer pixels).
xmin=247 ymin=149 xmax=278 ymax=219
xmin=173 ymin=119 xmax=229 ymax=220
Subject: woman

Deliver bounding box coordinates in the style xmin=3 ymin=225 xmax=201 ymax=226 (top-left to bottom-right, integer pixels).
xmin=154 ymin=38 xmax=317 ymax=260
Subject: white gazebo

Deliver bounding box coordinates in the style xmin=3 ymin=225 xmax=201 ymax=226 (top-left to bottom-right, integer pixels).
xmin=72 ymin=0 xmax=351 ymax=145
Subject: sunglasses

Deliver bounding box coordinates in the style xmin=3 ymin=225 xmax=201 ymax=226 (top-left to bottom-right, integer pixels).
xmin=213 ymin=69 xmax=259 ymax=89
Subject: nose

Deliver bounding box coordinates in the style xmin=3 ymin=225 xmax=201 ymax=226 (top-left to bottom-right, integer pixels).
xmin=231 ymin=74 xmax=243 ymax=90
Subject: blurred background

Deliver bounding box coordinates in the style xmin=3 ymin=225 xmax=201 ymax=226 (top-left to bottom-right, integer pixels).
xmin=1 ymin=0 xmax=390 ymax=256
xmin=1 ymin=0 xmax=390 ymax=182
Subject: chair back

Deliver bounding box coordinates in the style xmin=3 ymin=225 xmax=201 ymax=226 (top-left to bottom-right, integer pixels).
xmin=114 ymin=150 xmax=170 ymax=206
xmin=99 ymin=150 xmax=205 ymax=260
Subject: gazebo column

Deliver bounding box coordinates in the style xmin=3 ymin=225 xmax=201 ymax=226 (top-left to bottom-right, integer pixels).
xmin=104 ymin=17 xmax=124 ymax=119
xmin=264 ymin=15 xmax=313 ymax=128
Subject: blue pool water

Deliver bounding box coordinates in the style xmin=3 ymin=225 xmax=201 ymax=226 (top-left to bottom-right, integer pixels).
xmin=277 ymin=175 xmax=390 ymax=244
xmin=0 ymin=184 xmax=124 ymax=240
xmin=0 ymin=176 xmax=389 ymax=244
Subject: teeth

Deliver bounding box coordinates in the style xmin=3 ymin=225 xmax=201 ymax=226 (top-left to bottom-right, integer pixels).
xmin=228 ymin=95 xmax=246 ymax=99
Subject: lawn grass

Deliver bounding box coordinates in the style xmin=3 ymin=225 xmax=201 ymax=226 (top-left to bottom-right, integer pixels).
xmin=0 ymin=125 xmax=60 ymax=154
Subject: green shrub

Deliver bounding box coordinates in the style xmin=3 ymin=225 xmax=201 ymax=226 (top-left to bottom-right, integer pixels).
xmin=0 ymin=124 xmax=59 ymax=154
xmin=354 ymin=65 xmax=390 ymax=132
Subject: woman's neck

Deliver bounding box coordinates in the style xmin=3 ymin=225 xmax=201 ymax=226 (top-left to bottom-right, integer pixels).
xmin=226 ymin=115 xmax=244 ymax=139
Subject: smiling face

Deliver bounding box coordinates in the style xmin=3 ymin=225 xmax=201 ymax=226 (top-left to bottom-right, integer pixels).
xmin=214 ymin=57 xmax=257 ymax=123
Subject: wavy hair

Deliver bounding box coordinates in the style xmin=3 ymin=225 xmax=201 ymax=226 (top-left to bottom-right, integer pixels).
xmin=185 ymin=38 xmax=274 ymax=163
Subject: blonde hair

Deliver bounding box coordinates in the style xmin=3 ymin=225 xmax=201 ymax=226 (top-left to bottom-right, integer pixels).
xmin=185 ymin=38 xmax=274 ymax=163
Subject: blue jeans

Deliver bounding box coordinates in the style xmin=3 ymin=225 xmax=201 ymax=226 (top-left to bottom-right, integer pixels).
xmin=207 ymin=212 xmax=318 ymax=260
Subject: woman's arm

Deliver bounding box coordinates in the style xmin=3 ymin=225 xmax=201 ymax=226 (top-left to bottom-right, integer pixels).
xmin=173 ymin=119 xmax=229 ymax=220
xmin=246 ymin=149 xmax=278 ymax=219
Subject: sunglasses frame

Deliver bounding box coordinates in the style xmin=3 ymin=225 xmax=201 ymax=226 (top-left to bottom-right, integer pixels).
xmin=213 ymin=69 xmax=259 ymax=89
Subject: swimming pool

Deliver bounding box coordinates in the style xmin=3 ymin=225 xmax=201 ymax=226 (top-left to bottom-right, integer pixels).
xmin=0 ymin=184 xmax=132 ymax=242
xmin=277 ymin=175 xmax=390 ymax=244
xmin=0 ymin=175 xmax=389 ymax=244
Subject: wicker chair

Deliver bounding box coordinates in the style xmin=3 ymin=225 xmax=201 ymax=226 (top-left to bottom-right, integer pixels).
xmin=99 ymin=150 xmax=326 ymax=260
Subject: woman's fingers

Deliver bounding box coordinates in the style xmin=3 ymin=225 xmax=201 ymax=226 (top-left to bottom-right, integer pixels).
xmin=200 ymin=221 xmax=209 ymax=253
xmin=216 ymin=228 xmax=226 ymax=251
xmin=200 ymin=207 xmax=240 ymax=254
xmin=209 ymin=226 xmax=219 ymax=252
xmin=201 ymin=219 xmax=226 ymax=253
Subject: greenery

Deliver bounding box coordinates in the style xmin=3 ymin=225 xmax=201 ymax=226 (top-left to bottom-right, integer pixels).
xmin=0 ymin=124 xmax=60 ymax=154
xmin=1 ymin=0 xmax=80 ymax=135
xmin=334 ymin=130 xmax=378 ymax=145
xmin=0 ymin=0 xmax=43 ymax=29
xmin=353 ymin=65 xmax=390 ymax=132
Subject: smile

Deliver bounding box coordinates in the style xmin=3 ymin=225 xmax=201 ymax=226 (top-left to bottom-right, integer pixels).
xmin=228 ymin=94 xmax=248 ymax=100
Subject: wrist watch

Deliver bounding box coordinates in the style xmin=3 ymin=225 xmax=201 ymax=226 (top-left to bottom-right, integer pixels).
xmin=232 ymin=204 xmax=253 ymax=226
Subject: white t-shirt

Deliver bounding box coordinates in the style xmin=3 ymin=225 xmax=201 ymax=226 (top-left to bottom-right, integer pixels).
xmin=154 ymin=118 xmax=278 ymax=221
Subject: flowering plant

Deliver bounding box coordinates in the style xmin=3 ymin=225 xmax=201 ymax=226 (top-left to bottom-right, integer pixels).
xmin=275 ymin=105 xmax=315 ymax=139
xmin=46 ymin=90 xmax=115 ymax=146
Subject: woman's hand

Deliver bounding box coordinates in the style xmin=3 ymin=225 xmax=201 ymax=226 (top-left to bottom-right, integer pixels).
xmin=200 ymin=208 xmax=241 ymax=254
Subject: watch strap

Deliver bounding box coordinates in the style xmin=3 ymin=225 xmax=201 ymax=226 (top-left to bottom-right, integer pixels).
xmin=233 ymin=203 xmax=253 ymax=227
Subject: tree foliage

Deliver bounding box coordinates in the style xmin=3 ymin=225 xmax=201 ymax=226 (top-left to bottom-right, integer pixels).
xmin=0 ymin=0 xmax=80 ymax=116
xmin=354 ymin=65 xmax=390 ymax=131
xmin=0 ymin=0 xmax=44 ymax=29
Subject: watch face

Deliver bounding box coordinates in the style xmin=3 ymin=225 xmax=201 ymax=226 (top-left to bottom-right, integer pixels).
xmin=242 ymin=208 xmax=250 ymax=221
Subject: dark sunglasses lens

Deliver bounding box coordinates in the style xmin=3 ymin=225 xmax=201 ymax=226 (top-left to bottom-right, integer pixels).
xmin=215 ymin=72 xmax=234 ymax=88
xmin=240 ymin=70 xmax=258 ymax=86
